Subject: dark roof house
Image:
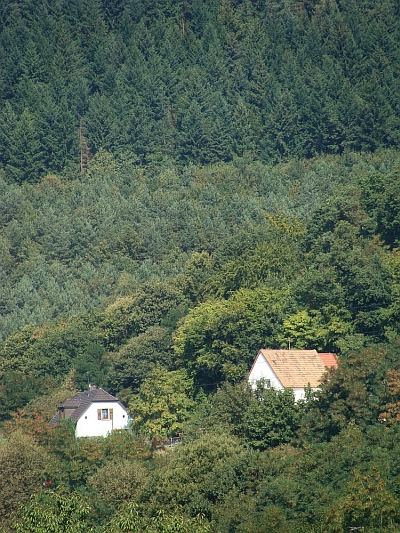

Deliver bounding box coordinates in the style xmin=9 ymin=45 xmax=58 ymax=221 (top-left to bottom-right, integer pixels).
xmin=50 ymin=386 xmax=129 ymax=438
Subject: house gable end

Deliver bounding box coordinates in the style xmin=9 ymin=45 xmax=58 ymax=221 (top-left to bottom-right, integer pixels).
xmin=75 ymin=400 xmax=129 ymax=438
xmin=248 ymin=351 xmax=285 ymax=391
xmin=260 ymin=349 xmax=331 ymax=389
xmin=50 ymin=388 xmax=128 ymax=430
xmin=248 ymin=349 xmax=338 ymax=400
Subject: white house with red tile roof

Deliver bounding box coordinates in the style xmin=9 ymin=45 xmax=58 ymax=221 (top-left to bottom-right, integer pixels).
xmin=50 ymin=386 xmax=130 ymax=438
xmin=248 ymin=349 xmax=338 ymax=401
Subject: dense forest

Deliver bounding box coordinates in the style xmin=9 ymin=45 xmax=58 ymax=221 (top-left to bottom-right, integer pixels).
xmin=1 ymin=0 xmax=400 ymax=531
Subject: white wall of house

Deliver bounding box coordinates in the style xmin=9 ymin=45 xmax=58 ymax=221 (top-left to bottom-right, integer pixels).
xmin=248 ymin=353 xmax=311 ymax=402
xmin=292 ymin=387 xmax=307 ymax=402
xmin=292 ymin=387 xmax=320 ymax=402
xmin=75 ymin=401 xmax=128 ymax=438
xmin=248 ymin=353 xmax=284 ymax=391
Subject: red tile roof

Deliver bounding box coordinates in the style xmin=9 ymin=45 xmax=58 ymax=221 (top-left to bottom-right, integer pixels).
xmin=318 ymin=352 xmax=339 ymax=369
xmin=257 ymin=349 xmax=337 ymax=389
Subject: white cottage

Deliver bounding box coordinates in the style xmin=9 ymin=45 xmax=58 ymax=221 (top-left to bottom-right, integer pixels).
xmin=248 ymin=349 xmax=338 ymax=401
xmin=50 ymin=386 xmax=130 ymax=438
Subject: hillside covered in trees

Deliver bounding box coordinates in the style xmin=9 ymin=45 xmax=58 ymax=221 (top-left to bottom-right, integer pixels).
xmin=1 ymin=0 xmax=400 ymax=179
xmin=1 ymin=1 xmax=400 ymax=532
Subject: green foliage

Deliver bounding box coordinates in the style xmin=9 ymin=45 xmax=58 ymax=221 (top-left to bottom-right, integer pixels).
xmin=281 ymin=306 xmax=351 ymax=352
xmin=206 ymin=216 xmax=305 ymax=297
xmin=107 ymin=502 xmax=211 ymax=533
xmin=326 ymin=466 xmax=400 ymax=532
xmin=41 ymin=420 xmax=106 ymax=490
xmin=0 ymin=0 xmax=399 ymax=177
xmin=1 ymin=3 xmax=400 ymax=527
xmin=3 ymin=108 xmax=45 ymax=183
xmin=303 ymin=186 xmax=395 ymax=339
xmin=203 ymin=381 xmax=253 ymax=436
xmin=203 ymin=381 xmax=303 ymax=450
xmin=151 ymin=431 xmax=244 ymax=517
xmin=11 ymin=489 xmax=92 ymax=533
xmin=22 ymin=383 xmax=78 ymax=422
xmin=0 ymin=371 xmax=56 ymax=423
xmin=174 ymin=287 xmax=288 ymax=387
xmin=300 ymin=341 xmax=400 ymax=441
xmin=242 ymin=384 xmax=303 ymax=450
xmin=88 ymin=459 xmax=148 ymax=509
xmin=100 ymin=429 xmax=152 ymax=462
xmin=129 ymin=367 xmax=195 ymax=441
xmin=0 ymin=151 xmax=398 ymax=350
xmin=107 ymin=325 xmax=175 ymax=395
xmin=0 ymin=319 xmax=108 ymax=387
xmin=0 ymin=430 xmax=49 ymax=530
xmin=360 ymin=169 xmax=400 ymax=248
xmin=96 ymin=281 xmax=187 ymax=349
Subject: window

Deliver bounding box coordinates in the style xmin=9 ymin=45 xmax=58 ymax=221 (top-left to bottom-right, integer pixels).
xmin=97 ymin=408 xmax=113 ymax=420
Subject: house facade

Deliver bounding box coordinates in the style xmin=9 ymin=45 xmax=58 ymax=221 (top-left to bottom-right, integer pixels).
xmin=248 ymin=349 xmax=338 ymax=401
xmin=50 ymin=386 xmax=130 ymax=438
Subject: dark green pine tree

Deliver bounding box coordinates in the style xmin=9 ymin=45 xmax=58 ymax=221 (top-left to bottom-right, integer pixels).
xmin=0 ymin=6 xmax=32 ymax=100
xmin=100 ymin=0 xmax=125 ymax=29
xmin=84 ymin=92 xmax=116 ymax=154
xmin=202 ymin=91 xmax=234 ymax=164
xmin=356 ymin=72 xmax=399 ymax=152
xmin=0 ymin=102 xmax=17 ymax=171
xmin=39 ymin=94 xmax=79 ymax=173
xmin=5 ymin=108 xmax=45 ymax=183
xmin=135 ymin=0 xmax=181 ymax=25
xmin=49 ymin=16 xmax=90 ymax=123
xmin=246 ymin=55 xmax=278 ymax=160
xmin=138 ymin=50 xmax=178 ymax=162
xmin=231 ymin=99 xmax=257 ymax=158
xmin=177 ymin=98 xmax=208 ymax=163
xmin=18 ymin=39 xmax=47 ymax=84
xmin=184 ymin=0 xmax=214 ymax=39
xmin=268 ymin=89 xmax=302 ymax=161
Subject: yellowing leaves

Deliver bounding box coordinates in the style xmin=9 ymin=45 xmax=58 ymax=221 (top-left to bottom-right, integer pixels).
xmin=264 ymin=212 xmax=306 ymax=239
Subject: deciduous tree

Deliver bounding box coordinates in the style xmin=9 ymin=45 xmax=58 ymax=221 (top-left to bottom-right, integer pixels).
xmin=129 ymin=367 xmax=195 ymax=442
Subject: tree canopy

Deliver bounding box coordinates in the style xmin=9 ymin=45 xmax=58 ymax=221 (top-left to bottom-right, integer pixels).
xmin=1 ymin=1 xmax=400 ymax=532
